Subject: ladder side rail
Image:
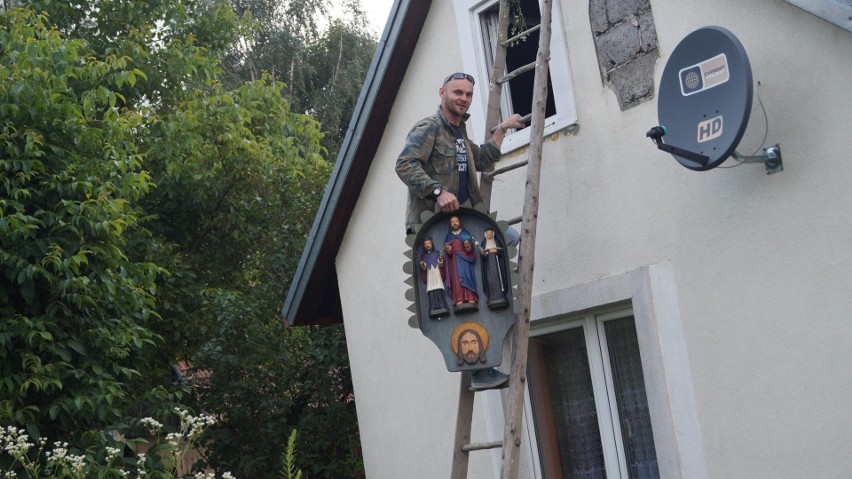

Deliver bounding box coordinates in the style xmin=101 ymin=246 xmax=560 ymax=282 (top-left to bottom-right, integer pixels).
xmin=451 ymin=3 xmax=511 ymax=478
xmin=479 ymin=0 xmax=512 ymax=207
xmin=500 ymin=0 xmax=553 ymax=476
xmin=451 ymin=373 xmax=476 ymax=479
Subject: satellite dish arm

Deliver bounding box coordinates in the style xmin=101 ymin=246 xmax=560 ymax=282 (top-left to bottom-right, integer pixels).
xmin=646 ymin=125 xmax=710 ymax=166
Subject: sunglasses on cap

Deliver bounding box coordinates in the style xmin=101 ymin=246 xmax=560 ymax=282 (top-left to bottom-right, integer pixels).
xmin=443 ymin=72 xmax=475 ymax=85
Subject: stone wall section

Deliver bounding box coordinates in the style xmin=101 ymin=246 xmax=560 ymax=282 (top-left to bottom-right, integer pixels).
xmin=589 ymin=0 xmax=659 ymax=110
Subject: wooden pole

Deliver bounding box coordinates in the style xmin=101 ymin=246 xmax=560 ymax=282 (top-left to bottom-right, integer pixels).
xmin=500 ymin=0 xmax=552 ymax=476
xmin=479 ymin=0 xmax=512 ymax=207
xmin=451 ymin=371 xmax=475 ymax=478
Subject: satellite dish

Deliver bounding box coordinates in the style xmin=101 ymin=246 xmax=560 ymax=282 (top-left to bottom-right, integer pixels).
xmin=648 ymin=26 xmax=781 ymax=173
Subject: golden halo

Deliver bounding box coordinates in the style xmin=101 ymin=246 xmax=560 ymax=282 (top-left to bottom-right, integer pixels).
xmin=450 ymin=322 xmax=489 ymax=354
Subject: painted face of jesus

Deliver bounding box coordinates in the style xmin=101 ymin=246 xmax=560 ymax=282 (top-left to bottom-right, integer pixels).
xmin=449 ymin=216 xmax=461 ymax=232
xmin=459 ymin=331 xmax=481 ymax=364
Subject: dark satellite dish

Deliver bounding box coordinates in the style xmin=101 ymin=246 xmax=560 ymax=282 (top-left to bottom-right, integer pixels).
xmin=649 ymin=26 xmax=756 ymax=171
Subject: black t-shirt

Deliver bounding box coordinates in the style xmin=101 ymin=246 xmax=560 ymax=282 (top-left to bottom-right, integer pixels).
xmin=449 ymin=125 xmax=469 ymax=204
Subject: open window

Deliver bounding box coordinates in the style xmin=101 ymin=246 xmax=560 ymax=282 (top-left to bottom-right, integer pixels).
xmin=455 ymin=0 xmax=578 ymax=152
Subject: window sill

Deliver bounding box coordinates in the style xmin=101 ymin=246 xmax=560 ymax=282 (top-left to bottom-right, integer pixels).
xmin=501 ymin=120 xmax=579 ymax=155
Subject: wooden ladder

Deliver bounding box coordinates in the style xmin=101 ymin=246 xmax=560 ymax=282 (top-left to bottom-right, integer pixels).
xmin=451 ymin=0 xmax=554 ymax=477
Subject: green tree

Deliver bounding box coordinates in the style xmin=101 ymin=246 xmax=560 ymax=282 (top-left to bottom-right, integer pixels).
xmin=221 ymin=0 xmax=377 ymax=160
xmin=22 ymin=0 xmax=238 ymax=108
xmin=301 ymin=17 xmax=377 ymax=159
xmin=0 ymin=7 xmax=169 ymax=441
xmin=3 ymin=1 xmax=370 ymax=476
xmin=142 ymin=77 xmax=360 ymax=477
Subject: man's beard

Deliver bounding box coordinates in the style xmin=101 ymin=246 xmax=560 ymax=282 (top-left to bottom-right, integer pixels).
xmin=443 ymin=96 xmax=467 ymax=117
xmin=463 ymin=350 xmax=478 ymax=363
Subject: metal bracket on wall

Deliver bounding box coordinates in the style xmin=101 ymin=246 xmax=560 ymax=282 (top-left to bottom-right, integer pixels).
xmin=732 ymin=144 xmax=783 ymax=175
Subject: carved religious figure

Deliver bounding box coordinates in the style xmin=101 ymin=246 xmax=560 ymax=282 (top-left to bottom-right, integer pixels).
xmin=443 ymin=216 xmax=478 ymax=312
xmin=418 ymin=236 xmax=449 ymax=318
xmin=480 ymin=228 xmax=510 ymax=309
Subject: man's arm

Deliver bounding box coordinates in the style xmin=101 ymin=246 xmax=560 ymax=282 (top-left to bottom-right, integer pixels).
xmin=396 ymin=119 xmax=441 ymax=199
xmin=471 ymin=113 xmax=526 ymax=170
xmin=397 ymin=118 xmax=462 ymax=213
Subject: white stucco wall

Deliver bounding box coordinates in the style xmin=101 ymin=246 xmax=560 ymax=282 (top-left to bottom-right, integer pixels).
xmin=335 ymin=0 xmax=852 ymax=477
xmin=337 ymin=1 xmax=507 ymax=476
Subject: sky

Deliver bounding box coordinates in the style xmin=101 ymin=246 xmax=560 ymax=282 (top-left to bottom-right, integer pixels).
xmin=330 ymin=0 xmax=395 ymax=35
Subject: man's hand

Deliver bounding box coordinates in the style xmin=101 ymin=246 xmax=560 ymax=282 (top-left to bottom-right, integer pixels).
xmin=491 ymin=113 xmax=526 ymax=147
xmin=436 ymin=189 xmax=460 ymax=213
xmin=502 ymin=113 xmax=525 ymax=130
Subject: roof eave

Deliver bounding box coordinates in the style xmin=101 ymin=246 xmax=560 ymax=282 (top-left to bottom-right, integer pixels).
xmin=281 ymin=0 xmax=433 ymax=327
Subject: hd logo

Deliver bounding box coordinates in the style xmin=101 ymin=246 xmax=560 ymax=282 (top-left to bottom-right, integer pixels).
xmin=679 ymin=53 xmax=730 ymax=97
xmin=697 ymin=115 xmax=723 ymax=143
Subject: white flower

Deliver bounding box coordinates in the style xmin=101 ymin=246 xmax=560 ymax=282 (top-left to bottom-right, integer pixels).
xmin=140 ymin=417 xmax=164 ymax=432
xmin=166 ymin=432 xmax=181 ymax=448
xmin=106 ymin=446 xmax=122 ymax=461
xmin=0 ymin=427 xmax=33 ymax=459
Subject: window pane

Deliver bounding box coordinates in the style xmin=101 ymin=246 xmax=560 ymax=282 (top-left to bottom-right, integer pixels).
xmin=479 ymin=0 xmax=557 ymax=120
xmin=605 ymin=317 xmax=660 ymax=479
xmin=505 ymin=0 xmax=556 ymax=118
xmin=530 ymin=327 xmax=607 ymax=479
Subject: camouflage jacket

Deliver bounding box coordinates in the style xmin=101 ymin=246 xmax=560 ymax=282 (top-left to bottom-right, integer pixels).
xmin=396 ymin=109 xmax=501 ymax=232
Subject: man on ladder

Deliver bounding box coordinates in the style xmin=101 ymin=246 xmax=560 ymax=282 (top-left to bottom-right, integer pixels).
xmin=398 ymin=0 xmax=554 ymax=474
xmin=396 ymin=72 xmax=523 ymax=391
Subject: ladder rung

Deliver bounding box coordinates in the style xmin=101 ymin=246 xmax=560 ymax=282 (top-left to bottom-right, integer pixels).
xmin=498 ymin=62 xmax=536 ymax=85
xmin=461 ymin=440 xmax=503 ymax=452
xmin=482 ymin=158 xmax=528 ymax=179
xmin=488 ymin=114 xmax=531 ymax=135
xmin=501 ymin=24 xmax=541 ymax=47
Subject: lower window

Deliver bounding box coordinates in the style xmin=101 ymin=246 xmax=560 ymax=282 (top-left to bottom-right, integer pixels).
xmin=528 ymin=310 xmax=660 ymax=478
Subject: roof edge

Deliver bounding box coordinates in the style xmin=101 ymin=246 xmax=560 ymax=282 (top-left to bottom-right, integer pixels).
xmin=282 ymin=0 xmax=433 ymax=326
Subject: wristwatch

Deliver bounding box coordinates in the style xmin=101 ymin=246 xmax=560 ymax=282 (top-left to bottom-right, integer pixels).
xmin=432 ymin=186 xmax=442 ymax=198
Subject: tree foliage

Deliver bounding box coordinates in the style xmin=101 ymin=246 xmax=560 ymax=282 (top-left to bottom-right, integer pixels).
xmin=0 ymin=7 xmax=168 ymax=440
xmin=221 ymin=0 xmax=377 ymax=160
xmin=2 ymin=0 xmax=373 ymax=476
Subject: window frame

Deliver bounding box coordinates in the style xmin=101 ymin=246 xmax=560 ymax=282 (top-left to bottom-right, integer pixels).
xmin=526 ymin=306 xmax=650 ymax=478
xmin=501 ymin=263 xmax=709 ymax=479
xmin=453 ymin=0 xmax=578 ymax=153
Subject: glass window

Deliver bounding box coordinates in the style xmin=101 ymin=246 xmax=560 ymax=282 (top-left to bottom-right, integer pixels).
xmin=528 ymin=313 xmax=660 ymax=478
xmin=478 ymin=0 xmax=557 ymax=121
xmin=454 ymin=0 xmax=578 ymax=152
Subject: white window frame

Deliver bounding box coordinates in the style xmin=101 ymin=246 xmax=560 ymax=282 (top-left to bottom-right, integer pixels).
xmin=525 ymin=305 xmax=645 ymax=478
xmin=453 ymin=0 xmax=578 ymax=153
xmin=510 ymin=263 xmax=709 ymax=479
